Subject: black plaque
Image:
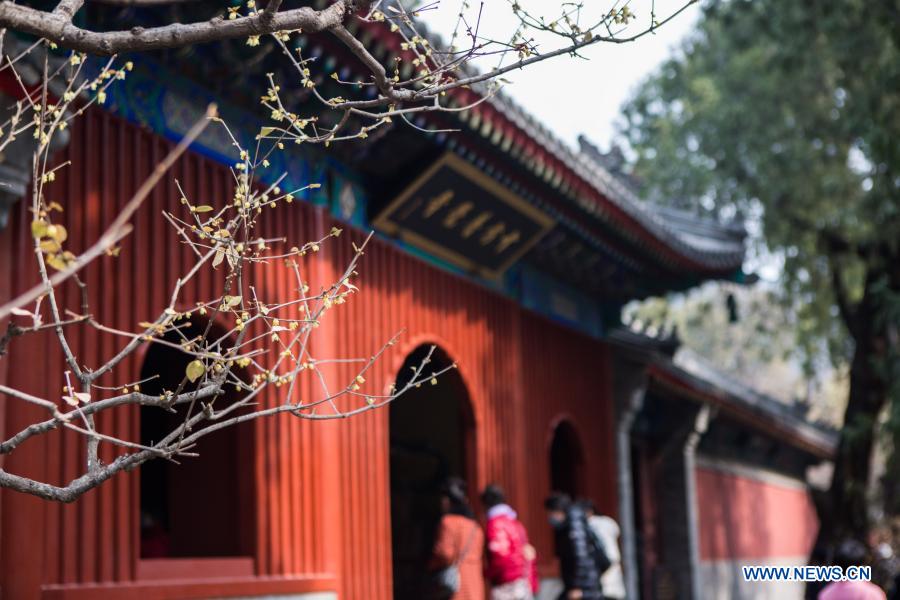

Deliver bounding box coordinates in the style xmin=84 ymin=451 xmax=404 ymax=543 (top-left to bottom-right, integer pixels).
xmin=374 ymin=153 xmax=555 ymax=279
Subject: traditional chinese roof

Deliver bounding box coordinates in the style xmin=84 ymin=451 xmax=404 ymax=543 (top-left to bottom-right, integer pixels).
xmin=609 ymin=327 xmax=837 ymax=460
xmin=477 ymin=89 xmax=746 ymax=272
xmin=577 ymin=135 xmax=747 ymax=261
xmin=341 ymin=15 xmax=748 ymax=299
xmin=339 ymin=11 xmax=748 ymax=273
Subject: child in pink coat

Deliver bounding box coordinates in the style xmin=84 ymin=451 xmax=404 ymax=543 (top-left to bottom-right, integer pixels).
xmin=482 ymin=484 xmax=538 ymax=600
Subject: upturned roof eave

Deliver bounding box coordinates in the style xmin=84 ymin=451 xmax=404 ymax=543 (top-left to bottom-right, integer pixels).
xmin=480 ymin=91 xmax=745 ymax=273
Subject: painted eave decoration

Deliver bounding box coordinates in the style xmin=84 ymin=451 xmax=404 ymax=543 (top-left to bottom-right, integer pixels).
xmin=373 ymin=153 xmax=555 ymax=280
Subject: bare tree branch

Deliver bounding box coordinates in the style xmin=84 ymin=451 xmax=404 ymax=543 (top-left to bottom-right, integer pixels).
xmin=88 ymin=0 xmax=198 ymax=5
xmin=0 ymin=1 xmax=352 ymax=55
xmin=53 ymin=0 xmax=85 ymax=20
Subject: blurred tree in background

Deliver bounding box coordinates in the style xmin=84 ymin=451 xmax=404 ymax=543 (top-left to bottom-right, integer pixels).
xmin=619 ymin=0 xmax=900 ymax=545
xmin=625 ymin=283 xmax=848 ymax=425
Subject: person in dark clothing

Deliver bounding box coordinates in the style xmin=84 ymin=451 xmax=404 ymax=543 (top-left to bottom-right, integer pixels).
xmin=544 ymin=493 xmax=604 ymax=600
xmin=804 ymin=543 xmax=830 ymax=600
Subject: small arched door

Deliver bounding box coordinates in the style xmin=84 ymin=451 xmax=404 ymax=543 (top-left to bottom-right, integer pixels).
xmin=389 ymin=344 xmax=475 ymax=599
xmin=549 ymin=419 xmax=586 ymax=498
xmin=138 ymin=322 xmax=255 ymax=559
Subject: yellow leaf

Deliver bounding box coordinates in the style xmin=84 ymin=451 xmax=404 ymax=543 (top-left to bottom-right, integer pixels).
xmin=39 ymin=239 xmax=61 ymax=253
xmin=185 ymin=360 xmax=205 ymax=383
xmin=225 ymin=295 xmax=242 ymax=307
xmin=46 ymin=253 xmax=70 ymax=271
xmin=31 ymin=220 xmax=48 ymax=238
xmin=47 ymin=224 xmax=68 ymax=243
xmin=194 ymin=205 xmax=214 ymax=213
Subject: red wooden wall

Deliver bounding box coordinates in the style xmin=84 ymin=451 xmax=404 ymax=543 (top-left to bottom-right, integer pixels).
xmin=0 ymin=110 xmax=617 ymax=599
xmin=695 ymin=465 xmax=818 ymax=563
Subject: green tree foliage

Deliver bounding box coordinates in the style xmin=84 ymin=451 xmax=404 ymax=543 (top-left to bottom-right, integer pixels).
xmin=619 ymin=0 xmax=900 ymax=542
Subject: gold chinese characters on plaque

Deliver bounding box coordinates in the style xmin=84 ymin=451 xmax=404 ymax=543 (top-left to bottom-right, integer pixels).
xmin=373 ymin=153 xmax=555 ymax=279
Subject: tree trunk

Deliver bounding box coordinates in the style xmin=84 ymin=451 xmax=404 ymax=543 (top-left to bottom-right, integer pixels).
xmin=817 ymin=273 xmax=890 ymax=547
xmin=825 ymin=344 xmax=885 ymax=539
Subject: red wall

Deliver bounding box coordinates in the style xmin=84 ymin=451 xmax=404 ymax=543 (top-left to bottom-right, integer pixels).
xmin=695 ymin=465 xmax=818 ymax=562
xmin=0 ymin=110 xmax=617 ymax=599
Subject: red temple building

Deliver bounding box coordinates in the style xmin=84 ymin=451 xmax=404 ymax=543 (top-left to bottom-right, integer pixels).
xmin=0 ymin=7 xmax=835 ymax=600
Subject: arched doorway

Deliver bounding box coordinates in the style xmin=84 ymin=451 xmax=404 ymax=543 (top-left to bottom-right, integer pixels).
xmin=549 ymin=419 xmax=585 ymax=498
xmin=138 ymin=321 xmax=255 ymax=559
xmin=389 ymin=344 xmax=475 ymax=600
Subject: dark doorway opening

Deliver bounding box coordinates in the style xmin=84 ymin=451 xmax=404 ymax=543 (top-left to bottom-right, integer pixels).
xmin=389 ymin=345 xmax=475 ymax=600
xmin=549 ymin=420 xmax=585 ymax=498
xmin=139 ymin=322 xmax=255 ymax=559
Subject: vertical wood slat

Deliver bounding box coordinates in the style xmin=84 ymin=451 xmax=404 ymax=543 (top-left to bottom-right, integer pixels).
xmin=96 ymin=108 xmax=115 ymax=585
xmin=115 ymin=115 xmax=132 ymax=579
xmin=77 ymin=109 xmax=99 ymax=585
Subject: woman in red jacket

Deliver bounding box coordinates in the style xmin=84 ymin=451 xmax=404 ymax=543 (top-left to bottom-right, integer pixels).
xmin=481 ymin=484 xmax=538 ymax=600
xmin=430 ymin=478 xmax=486 ymax=600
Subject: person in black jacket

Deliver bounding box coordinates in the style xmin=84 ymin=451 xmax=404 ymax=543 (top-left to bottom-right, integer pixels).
xmin=544 ymin=493 xmax=605 ymax=600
